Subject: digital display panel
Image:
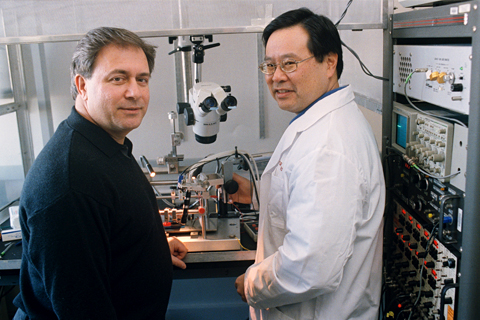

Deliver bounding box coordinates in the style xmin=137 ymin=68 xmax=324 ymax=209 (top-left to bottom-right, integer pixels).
xmin=396 ymin=114 xmax=408 ymax=149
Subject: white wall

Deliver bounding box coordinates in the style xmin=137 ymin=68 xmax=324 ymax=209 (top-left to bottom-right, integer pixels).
xmin=340 ymin=28 xmax=385 ymax=149
xmin=35 ymin=30 xmax=386 ymax=164
xmin=37 ymin=33 xmax=293 ymax=162
xmin=15 ymin=0 xmax=412 ymax=166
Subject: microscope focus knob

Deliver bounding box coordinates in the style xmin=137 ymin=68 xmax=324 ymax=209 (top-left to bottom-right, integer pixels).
xmin=177 ymin=102 xmax=190 ymax=114
xmin=183 ymin=106 xmax=195 ymax=126
xmin=224 ymin=179 xmax=239 ymax=194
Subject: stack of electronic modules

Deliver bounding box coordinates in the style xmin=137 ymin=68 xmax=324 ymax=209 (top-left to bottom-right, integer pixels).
xmin=384 ymin=40 xmax=471 ymax=319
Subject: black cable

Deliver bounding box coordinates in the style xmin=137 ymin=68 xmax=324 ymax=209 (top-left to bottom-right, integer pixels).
xmin=331 ymin=0 xmax=389 ymax=82
xmin=396 ymin=308 xmax=412 ymax=320
xmin=215 ymin=158 xmax=221 ymax=174
xmin=237 ymin=153 xmax=260 ymax=207
xmin=379 ymin=276 xmax=386 ymax=320
xmin=439 ymin=283 xmax=458 ymax=320
xmin=406 ymin=222 xmax=439 ymax=320
xmin=335 ymin=0 xmax=354 ymax=26
xmin=342 ymin=40 xmax=389 ymax=81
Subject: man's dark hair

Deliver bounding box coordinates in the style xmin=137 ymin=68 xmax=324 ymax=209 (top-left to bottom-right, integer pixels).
xmin=70 ymin=27 xmax=157 ymax=100
xmin=262 ymin=7 xmax=343 ymax=79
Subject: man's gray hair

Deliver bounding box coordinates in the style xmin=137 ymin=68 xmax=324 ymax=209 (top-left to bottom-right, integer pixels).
xmin=70 ymin=27 xmax=157 ymax=100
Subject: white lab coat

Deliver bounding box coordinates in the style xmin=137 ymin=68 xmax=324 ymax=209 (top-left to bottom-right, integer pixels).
xmin=245 ymin=85 xmax=385 ymax=320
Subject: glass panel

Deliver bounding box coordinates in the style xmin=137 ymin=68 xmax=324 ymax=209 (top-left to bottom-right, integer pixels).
xmin=0 ymin=112 xmax=24 ymax=211
xmin=0 ymin=0 xmax=383 ymax=38
xmin=0 ymin=45 xmax=14 ymax=104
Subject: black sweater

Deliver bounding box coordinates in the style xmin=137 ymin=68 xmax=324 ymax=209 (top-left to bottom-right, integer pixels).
xmin=14 ymin=108 xmax=172 ymax=319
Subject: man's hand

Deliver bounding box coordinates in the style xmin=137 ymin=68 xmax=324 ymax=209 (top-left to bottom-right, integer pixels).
xmin=168 ymin=237 xmax=188 ymax=269
xmin=235 ymin=273 xmax=247 ymax=302
xmin=228 ymin=173 xmax=253 ymax=205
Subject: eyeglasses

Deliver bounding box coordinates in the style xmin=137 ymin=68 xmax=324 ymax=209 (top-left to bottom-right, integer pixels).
xmin=258 ymin=56 xmax=315 ymax=75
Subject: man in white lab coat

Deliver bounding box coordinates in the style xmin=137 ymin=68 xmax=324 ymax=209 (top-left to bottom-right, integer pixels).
xmin=233 ymin=8 xmax=385 ymax=320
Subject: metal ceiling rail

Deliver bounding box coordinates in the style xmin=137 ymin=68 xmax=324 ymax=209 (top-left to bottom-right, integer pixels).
xmin=0 ymin=23 xmax=385 ymax=46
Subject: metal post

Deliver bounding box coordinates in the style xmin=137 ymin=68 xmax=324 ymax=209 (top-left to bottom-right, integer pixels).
xmin=457 ymin=3 xmax=480 ymax=318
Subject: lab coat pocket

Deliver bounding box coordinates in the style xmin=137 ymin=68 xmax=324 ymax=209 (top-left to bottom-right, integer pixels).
xmin=267 ymin=174 xmax=287 ymax=230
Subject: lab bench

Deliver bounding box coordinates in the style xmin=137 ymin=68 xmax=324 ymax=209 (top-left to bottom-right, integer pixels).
xmin=0 ymin=220 xmax=257 ymax=284
xmin=0 ymin=245 xmax=255 ymax=283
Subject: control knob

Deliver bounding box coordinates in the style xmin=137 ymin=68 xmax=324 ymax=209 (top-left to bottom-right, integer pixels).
xmin=451 ymin=83 xmax=463 ymax=92
xmin=442 ymin=258 xmax=456 ymax=268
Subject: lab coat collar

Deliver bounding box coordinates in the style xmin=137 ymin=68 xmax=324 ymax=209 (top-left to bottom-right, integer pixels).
xmin=291 ymin=85 xmax=353 ymax=132
xmin=289 ymin=85 xmax=347 ymax=125
xmin=264 ymin=85 xmax=355 ymax=174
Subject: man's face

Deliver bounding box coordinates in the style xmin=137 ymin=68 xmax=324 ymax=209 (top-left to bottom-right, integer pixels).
xmin=77 ymin=44 xmax=151 ymax=143
xmin=264 ymin=25 xmax=337 ymax=114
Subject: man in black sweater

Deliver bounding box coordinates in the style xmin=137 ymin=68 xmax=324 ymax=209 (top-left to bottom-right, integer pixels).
xmin=13 ymin=27 xmax=187 ymax=320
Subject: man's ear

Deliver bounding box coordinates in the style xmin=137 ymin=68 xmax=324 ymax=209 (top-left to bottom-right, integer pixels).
xmin=325 ymin=52 xmax=338 ymax=79
xmin=75 ymin=74 xmax=88 ymax=100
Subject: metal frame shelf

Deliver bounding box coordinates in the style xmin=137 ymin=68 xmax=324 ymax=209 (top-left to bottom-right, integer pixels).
xmin=383 ymin=2 xmax=480 ymax=319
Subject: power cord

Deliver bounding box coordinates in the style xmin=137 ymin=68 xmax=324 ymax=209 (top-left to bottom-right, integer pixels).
xmin=342 ymin=40 xmax=389 ymax=81
xmin=335 ymin=0 xmax=354 ymax=26
xmin=333 ymin=0 xmax=389 ymax=82
xmin=401 ymin=154 xmax=461 ymax=181
xmin=439 ymin=282 xmax=458 ymax=320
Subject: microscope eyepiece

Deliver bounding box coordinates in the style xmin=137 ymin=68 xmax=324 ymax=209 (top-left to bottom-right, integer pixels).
xmin=200 ymin=96 xmax=217 ymax=112
xmin=221 ymin=95 xmax=237 ymax=112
